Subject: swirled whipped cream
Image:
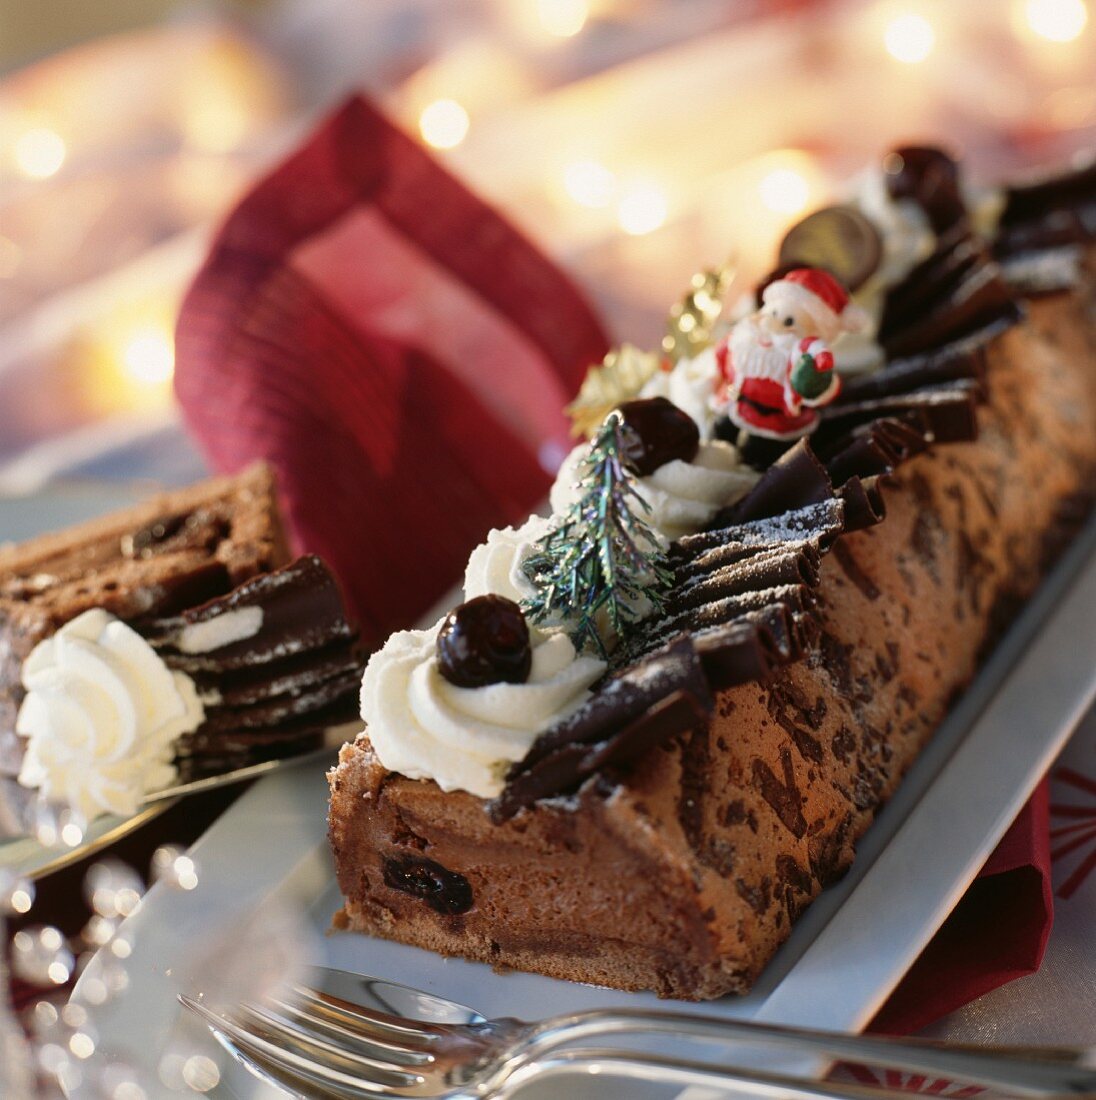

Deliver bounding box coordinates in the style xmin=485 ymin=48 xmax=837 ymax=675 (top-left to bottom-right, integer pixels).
xmin=638 ymin=347 xmax=722 ymax=440
xmin=550 ymin=438 xmax=757 ymax=541
xmin=463 ymin=514 xmax=552 ymax=604
xmin=15 ymin=610 xmax=204 ymax=821
xmin=360 ymin=624 xmax=605 ymax=798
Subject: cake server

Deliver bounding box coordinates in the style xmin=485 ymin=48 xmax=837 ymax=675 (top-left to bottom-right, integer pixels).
xmin=180 ymin=966 xmax=1096 ymax=1099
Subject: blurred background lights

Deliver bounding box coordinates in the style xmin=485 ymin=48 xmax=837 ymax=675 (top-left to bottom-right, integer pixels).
xmin=1023 ymin=0 xmax=1089 ymax=40
xmin=884 ymin=12 xmax=936 ymax=62
xmin=563 ymin=159 xmax=615 ymax=207
xmin=13 ymin=127 xmax=66 ymax=179
xmin=182 ymin=1054 xmax=221 ymax=1093
xmin=121 ymin=324 xmax=175 ymax=387
xmin=758 ymin=166 xmax=811 ymax=214
xmin=617 ymin=182 xmax=668 ymax=235
xmin=419 ymin=98 xmax=470 ymax=149
xmin=1 ymin=870 xmax=35 ymax=915
xmin=538 ymin=0 xmax=590 ymax=38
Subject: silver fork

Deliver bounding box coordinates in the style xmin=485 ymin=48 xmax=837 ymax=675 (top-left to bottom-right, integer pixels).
xmin=180 ymin=966 xmax=1096 ymax=1099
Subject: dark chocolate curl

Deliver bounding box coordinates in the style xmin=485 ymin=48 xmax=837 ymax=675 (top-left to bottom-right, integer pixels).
xmin=822 ymin=419 xmax=929 ymax=486
xmin=997 ymin=158 xmax=1096 ymax=254
xmin=709 ymin=440 xmax=833 ymax=528
xmin=839 ymin=476 xmax=887 ymax=531
xmin=882 ymin=259 xmax=1022 ymax=360
xmin=693 ymin=621 xmax=777 ymax=687
xmin=676 ymin=533 xmax=822 ymax=582
xmin=669 ymin=546 xmax=821 ymax=614
xmin=838 ymin=344 xmax=984 ymax=403
xmin=584 ymin=690 xmax=711 ymax=773
xmin=639 ymin=585 xmax=815 ymax=654
xmin=493 ymin=637 xmax=712 ymax=820
xmin=515 ymin=636 xmax=707 ymax=773
xmin=819 ymin=385 xmax=980 ymax=446
xmin=150 ymin=555 xmax=354 ymax=671
xmin=676 ymin=499 xmax=845 ymax=558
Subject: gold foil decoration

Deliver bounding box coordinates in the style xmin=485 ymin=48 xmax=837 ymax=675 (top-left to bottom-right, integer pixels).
xmin=565 ymin=343 xmax=661 ymax=439
xmin=661 ymin=261 xmax=736 ymax=362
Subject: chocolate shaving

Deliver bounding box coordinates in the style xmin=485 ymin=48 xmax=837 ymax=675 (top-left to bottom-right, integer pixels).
xmin=675 ymin=499 xmax=846 ymax=558
xmin=821 ymin=418 xmax=929 ymax=486
xmin=839 ymin=476 xmax=887 ymax=532
xmin=150 ymin=555 xmax=355 ymax=671
xmin=995 ymin=158 xmax=1096 ymax=258
xmin=709 ymin=440 xmax=832 ymax=528
xmin=670 ymin=546 xmax=821 ymax=614
xmin=692 ymin=616 xmax=783 ymax=687
xmin=880 ymin=243 xmax=1022 ymax=360
xmin=819 ymin=385 xmax=980 ymax=447
xmin=839 ymin=344 xmax=984 ymax=403
xmin=493 ymin=637 xmax=711 ymax=821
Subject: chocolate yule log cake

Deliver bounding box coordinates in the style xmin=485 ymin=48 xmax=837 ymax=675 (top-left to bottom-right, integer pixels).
xmin=329 ymin=147 xmax=1096 ymax=999
xmin=0 ymin=464 xmax=362 ymax=822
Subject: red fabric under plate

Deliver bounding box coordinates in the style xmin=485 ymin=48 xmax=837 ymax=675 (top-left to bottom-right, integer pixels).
xmin=871 ymin=778 xmax=1053 ymax=1035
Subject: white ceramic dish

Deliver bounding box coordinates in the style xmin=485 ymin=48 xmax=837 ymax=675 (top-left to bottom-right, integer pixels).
xmin=69 ymin=515 xmax=1096 ymax=1099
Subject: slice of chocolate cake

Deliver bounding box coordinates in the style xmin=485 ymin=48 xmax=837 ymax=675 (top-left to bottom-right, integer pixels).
xmin=1 ymin=466 xmax=362 ymax=821
xmin=0 ymin=463 xmax=288 ymax=777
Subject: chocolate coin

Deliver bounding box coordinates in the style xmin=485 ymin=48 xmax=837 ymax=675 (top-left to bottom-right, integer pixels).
xmin=777 ymin=205 xmax=883 ymax=292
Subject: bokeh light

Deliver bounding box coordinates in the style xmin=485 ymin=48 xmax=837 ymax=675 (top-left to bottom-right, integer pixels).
xmin=121 ymin=324 xmax=175 ymax=387
xmin=758 ymin=167 xmax=811 ymax=214
xmin=563 ymin=159 xmax=616 ymax=207
xmin=419 ymin=98 xmax=470 ymax=149
xmin=13 ymin=127 xmax=66 ymax=179
xmin=617 ymin=182 xmax=669 ymax=235
xmin=1023 ymin=0 xmax=1089 ymax=41
xmin=538 ymin=0 xmax=590 ymax=38
xmin=884 ymin=12 xmax=936 ymax=62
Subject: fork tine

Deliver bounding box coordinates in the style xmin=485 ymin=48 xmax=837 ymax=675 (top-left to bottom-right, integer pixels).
xmin=289 ymin=984 xmax=453 ymax=1045
xmin=239 ymin=1001 xmax=437 ymax=1071
xmin=180 ymin=995 xmax=425 ymax=1098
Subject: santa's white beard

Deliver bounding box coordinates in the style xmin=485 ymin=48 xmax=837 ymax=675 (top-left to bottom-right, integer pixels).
xmin=728 ymin=322 xmax=796 ymax=384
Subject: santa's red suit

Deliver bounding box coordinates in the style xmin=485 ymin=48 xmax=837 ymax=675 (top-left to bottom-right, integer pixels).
xmin=712 ymin=267 xmax=863 ymax=441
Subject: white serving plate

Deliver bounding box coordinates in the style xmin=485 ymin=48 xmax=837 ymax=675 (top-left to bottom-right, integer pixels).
xmin=64 ymin=511 xmax=1096 ymax=1099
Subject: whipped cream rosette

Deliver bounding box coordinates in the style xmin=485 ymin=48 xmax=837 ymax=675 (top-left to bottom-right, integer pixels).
xmin=16 ymin=610 xmax=203 ymax=821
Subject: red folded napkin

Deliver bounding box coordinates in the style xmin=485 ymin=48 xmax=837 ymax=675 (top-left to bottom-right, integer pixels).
xmin=871 ymin=778 xmax=1053 ymax=1035
xmin=172 ymin=94 xmax=1053 ymax=1030
xmin=175 ymin=95 xmax=609 ymax=650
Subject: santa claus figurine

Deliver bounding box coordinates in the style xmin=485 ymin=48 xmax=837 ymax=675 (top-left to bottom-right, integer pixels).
xmin=713 ymin=267 xmax=867 ymax=441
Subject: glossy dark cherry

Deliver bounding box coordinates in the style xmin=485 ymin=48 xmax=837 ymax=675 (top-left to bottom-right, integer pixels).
xmin=616 ymin=396 xmax=700 ymax=476
xmin=382 ymin=855 xmax=473 ymax=914
xmin=436 ymin=595 xmax=532 ymax=688
xmin=883 ymin=145 xmax=966 ymax=233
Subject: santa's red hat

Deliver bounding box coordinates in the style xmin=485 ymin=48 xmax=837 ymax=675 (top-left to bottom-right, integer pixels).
xmin=761 ymin=267 xmax=867 ymax=340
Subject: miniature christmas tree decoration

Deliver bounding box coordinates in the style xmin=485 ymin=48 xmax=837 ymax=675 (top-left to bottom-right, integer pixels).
xmin=522 ymin=410 xmax=673 ymax=658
